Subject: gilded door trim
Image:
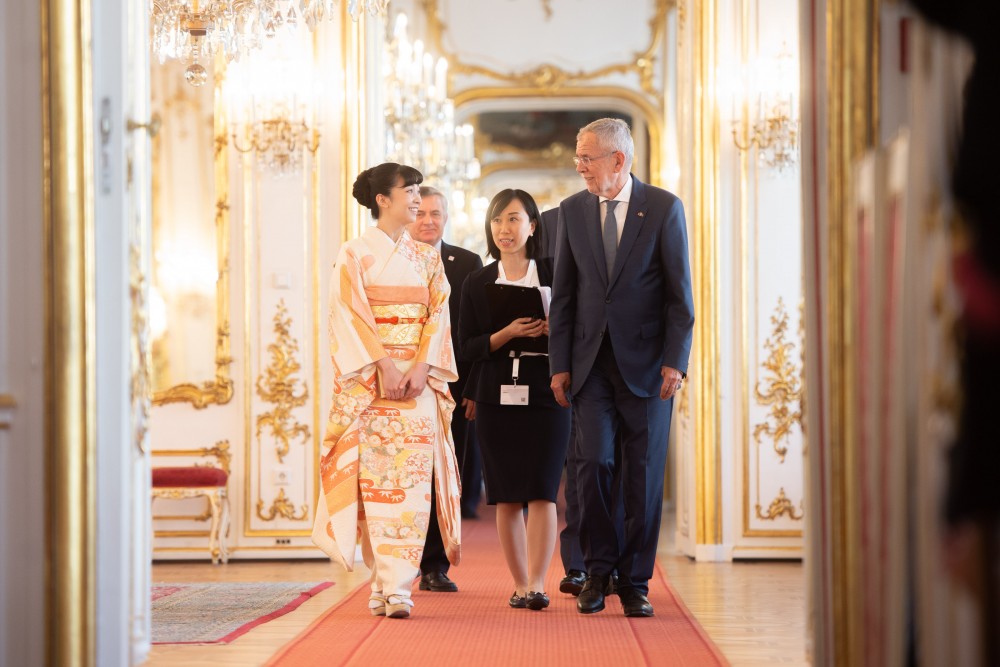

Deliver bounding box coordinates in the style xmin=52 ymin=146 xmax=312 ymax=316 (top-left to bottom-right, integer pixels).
xmin=42 ymin=0 xmax=96 ymax=662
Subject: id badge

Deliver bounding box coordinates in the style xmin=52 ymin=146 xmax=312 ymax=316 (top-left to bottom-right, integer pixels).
xmin=499 ymin=384 xmax=529 ymax=405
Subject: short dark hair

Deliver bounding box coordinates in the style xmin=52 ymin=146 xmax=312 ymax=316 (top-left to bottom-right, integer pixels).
xmin=352 ymin=162 xmax=423 ymax=219
xmin=483 ymin=189 xmax=541 ymax=261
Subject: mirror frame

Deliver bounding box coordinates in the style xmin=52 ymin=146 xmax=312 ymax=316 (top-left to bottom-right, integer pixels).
xmin=151 ymin=60 xmax=234 ymax=409
xmin=454 ymin=86 xmax=664 ymax=186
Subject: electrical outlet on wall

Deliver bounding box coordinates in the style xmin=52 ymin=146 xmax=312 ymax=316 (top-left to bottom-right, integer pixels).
xmin=273 ymin=466 xmax=291 ymax=486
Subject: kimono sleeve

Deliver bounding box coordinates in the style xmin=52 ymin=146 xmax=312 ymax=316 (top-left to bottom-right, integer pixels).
xmin=328 ymin=243 xmax=387 ymax=380
xmin=416 ymin=253 xmax=459 ymax=383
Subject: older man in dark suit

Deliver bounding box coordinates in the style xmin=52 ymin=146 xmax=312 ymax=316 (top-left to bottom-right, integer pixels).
xmin=549 ymin=118 xmax=694 ymax=617
xmin=407 ymin=185 xmax=484 ymax=593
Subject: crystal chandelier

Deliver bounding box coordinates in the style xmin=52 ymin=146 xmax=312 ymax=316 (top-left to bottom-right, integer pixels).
xmin=151 ymin=0 xmax=391 ymax=86
xmin=383 ymin=13 xmax=480 ymax=190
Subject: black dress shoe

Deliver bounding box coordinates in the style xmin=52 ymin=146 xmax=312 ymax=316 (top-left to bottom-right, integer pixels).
xmin=576 ymin=574 xmax=613 ymax=614
xmin=508 ymin=591 xmax=527 ymax=608
xmin=559 ymin=570 xmax=587 ymax=596
xmin=419 ymin=571 xmax=458 ymax=592
xmin=618 ymin=588 xmax=654 ymax=617
xmin=525 ymin=591 xmax=550 ymax=610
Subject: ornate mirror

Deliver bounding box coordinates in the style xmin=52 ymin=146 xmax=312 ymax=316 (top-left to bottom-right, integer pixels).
xmin=450 ymin=94 xmax=657 ymax=254
xmin=150 ymin=59 xmax=233 ymax=408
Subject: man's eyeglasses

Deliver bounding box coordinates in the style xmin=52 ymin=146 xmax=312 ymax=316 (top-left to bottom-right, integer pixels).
xmin=572 ymin=152 xmax=616 ymax=167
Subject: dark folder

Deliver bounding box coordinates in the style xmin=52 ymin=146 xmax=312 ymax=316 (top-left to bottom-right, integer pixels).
xmin=483 ymin=283 xmax=548 ymax=354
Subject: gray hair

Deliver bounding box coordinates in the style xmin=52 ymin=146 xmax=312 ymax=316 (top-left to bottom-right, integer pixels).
xmin=578 ymin=118 xmax=634 ymax=167
xmin=419 ymin=185 xmax=448 ymax=215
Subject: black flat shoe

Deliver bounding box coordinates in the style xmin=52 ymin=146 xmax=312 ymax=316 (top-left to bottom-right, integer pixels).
xmin=419 ymin=571 xmax=458 ymax=592
xmin=526 ymin=591 xmax=550 ymax=610
xmin=508 ymin=591 xmax=527 ymax=608
xmin=559 ymin=570 xmax=587 ymax=596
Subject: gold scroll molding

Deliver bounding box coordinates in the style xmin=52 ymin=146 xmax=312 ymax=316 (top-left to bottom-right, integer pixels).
xmin=256 ymin=299 xmax=310 ymax=463
xmin=130 ymin=244 xmax=151 ymax=453
xmin=756 ymin=487 xmax=804 ymax=521
xmin=421 ymin=0 xmax=674 ymax=101
xmin=753 ymin=297 xmax=804 ymax=463
xmin=152 ymin=57 xmax=234 ymax=410
xmin=257 ymin=488 xmax=309 ymax=521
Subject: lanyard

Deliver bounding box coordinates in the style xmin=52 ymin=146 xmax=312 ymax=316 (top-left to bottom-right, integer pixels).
xmin=509 ymin=351 xmax=520 ymax=385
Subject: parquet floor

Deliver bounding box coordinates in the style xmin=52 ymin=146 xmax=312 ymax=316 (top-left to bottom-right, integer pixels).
xmin=144 ymin=507 xmax=810 ymax=667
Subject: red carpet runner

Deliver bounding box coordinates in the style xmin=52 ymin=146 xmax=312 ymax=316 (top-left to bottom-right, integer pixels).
xmin=269 ymin=507 xmax=729 ymax=666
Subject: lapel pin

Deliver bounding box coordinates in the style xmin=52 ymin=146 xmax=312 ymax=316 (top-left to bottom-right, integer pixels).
xmin=448 ymin=255 xmax=455 ymax=261
xmin=638 ymin=211 xmax=645 ymax=218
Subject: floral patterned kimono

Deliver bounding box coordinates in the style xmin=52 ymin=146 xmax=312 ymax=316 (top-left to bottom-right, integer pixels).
xmin=312 ymin=226 xmax=461 ymax=604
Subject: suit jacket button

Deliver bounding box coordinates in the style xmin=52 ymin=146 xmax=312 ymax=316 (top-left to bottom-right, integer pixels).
xmin=605 ymin=297 xmax=611 ymax=304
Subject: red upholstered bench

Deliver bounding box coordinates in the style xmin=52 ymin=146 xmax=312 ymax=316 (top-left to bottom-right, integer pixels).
xmin=152 ymin=466 xmax=230 ymax=564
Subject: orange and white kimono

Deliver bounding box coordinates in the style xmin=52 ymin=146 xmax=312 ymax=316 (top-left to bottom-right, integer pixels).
xmin=312 ymin=226 xmax=461 ymax=601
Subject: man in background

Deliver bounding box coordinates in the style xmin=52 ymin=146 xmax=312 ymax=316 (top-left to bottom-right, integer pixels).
xmin=407 ymin=185 xmax=484 ymax=593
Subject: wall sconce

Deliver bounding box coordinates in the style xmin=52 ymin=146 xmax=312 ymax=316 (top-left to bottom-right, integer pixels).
xmin=231 ymin=102 xmax=320 ymax=174
xmin=226 ymin=30 xmax=321 ymax=175
xmin=730 ymin=50 xmax=800 ymax=171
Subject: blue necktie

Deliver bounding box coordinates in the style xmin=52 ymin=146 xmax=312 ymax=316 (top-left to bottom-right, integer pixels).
xmin=603 ymin=200 xmax=619 ymax=275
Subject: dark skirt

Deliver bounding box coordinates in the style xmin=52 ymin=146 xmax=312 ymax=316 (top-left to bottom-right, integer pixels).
xmin=475 ymin=402 xmax=571 ymax=504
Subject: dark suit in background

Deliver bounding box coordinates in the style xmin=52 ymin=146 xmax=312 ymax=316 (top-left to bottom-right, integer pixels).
xmin=549 ymin=175 xmax=694 ymax=597
xmin=419 ymin=240 xmax=484 ymax=577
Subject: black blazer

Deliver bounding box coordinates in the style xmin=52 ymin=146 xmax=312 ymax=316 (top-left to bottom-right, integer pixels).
xmin=439 ymin=240 xmax=484 ymax=392
xmin=539 ymin=208 xmax=559 ymax=259
xmin=459 ymin=258 xmax=559 ymax=408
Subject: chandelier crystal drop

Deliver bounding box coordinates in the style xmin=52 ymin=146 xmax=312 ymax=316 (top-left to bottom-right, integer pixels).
xmin=151 ymin=0 xmax=390 ymax=86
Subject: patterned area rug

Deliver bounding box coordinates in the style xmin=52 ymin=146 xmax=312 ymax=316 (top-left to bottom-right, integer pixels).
xmin=152 ymin=581 xmax=333 ymax=645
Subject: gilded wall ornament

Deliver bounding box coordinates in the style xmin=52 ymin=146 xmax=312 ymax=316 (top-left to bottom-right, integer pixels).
xmin=256 ymin=299 xmax=310 ymax=463
xmin=755 ymin=487 xmax=804 ymax=521
xmin=421 ymin=0 xmax=673 ymax=100
xmin=753 ymin=297 xmax=803 ymax=463
xmin=130 ymin=244 xmax=151 ymax=454
xmin=200 ymin=440 xmax=232 ymax=474
xmin=257 ymin=488 xmax=309 ymax=522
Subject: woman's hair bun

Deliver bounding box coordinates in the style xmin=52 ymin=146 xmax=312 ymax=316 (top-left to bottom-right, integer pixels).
xmin=352 ymin=168 xmax=373 ymax=209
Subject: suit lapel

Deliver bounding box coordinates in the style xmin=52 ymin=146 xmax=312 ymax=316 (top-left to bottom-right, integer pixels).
xmin=609 ymin=176 xmax=647 ymax=289
xmin=582 ymin=194 xmax=609 ymax=284
xmin=440 ymin=241 xmax=460 ymax=286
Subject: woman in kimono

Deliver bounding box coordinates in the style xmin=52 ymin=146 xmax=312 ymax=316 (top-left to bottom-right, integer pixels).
xmin=312 ymin=162 xmax=461 ymax=619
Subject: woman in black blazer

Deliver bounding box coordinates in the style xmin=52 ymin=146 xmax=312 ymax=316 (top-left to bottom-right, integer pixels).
xmin=459 ymin=189 xmax=571 ymax=611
